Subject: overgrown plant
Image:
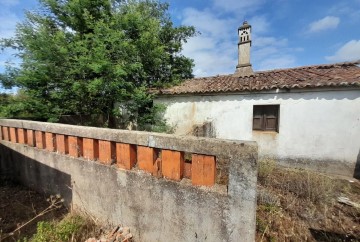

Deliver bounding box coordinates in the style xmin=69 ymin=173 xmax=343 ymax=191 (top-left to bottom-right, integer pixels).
xmin=256 ymin=160 xmax=360 ymax=241
xmin=257 ymin=159 xmax=349 ymax=204
xmin=0 ymin=0 xmax=196 ymax=130
xmin=0 ymin=194 xmax=64 ymax=241
xmin=30 ymin=213 xmax=98 ymax=242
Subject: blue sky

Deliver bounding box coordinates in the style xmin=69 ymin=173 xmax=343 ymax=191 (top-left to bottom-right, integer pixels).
xmin=1 ymin=0 xmax=360 ymax=79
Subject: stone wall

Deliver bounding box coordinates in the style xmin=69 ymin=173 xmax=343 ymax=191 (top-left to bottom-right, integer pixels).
xmin=0 ymin=119 xmax=258 ymax=242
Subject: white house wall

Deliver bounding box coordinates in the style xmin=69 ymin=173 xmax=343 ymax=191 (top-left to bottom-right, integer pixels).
xmin=155 ymin=89 xmax=360 ymax=177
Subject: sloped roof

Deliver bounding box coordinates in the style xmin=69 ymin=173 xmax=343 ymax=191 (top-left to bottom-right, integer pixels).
xmin=158 ymin=61 xmax=360 ymax=95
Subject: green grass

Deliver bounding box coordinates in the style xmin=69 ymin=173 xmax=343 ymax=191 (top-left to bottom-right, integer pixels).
xmin=22 ymin=213 xmax=99 ymax=242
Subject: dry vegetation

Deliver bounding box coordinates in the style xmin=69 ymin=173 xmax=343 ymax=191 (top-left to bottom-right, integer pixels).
xmin=1 ymin=162 xmax=360 ymax=242
xmin=256 ymin=160 xmax=360 ymax=241
xmin=0 ymin=181 xmax=100 ymax=242
xmin=0 ymin=181 xmax=65 ymax=241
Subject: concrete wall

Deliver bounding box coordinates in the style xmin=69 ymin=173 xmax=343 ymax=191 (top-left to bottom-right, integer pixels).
xmin=156 ymin=88 xmax=360 ymax=177
xmin=0 ymin=119 xmax=258 ymax=242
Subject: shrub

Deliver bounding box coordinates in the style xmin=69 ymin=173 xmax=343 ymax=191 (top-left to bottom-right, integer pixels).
xmin=31 ymin=213 xmax=98 ymax=242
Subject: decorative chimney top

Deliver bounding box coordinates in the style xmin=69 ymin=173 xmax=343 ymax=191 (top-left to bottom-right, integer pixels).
xmin=233 ymin=21 xmax=254 ymax=77
xmin=239 ymin=21 xmax=251 ymax=30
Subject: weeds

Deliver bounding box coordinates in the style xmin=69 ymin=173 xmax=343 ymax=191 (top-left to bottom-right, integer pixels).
xmin=256 ymin=159 xmax=360 ymax=241
xmin=258 ymin=159 xmax=349 ymax=205
xmin=30 ymin=213 xmax=98 ymax=242
xmin=0 ymin=194 xmax=64 ymax=242
xmin=258 ymin=158 xmax=276 ymax=183
xmin=0 ymin=191 xmax=99 ymax=242
xmin=257 ymin=188 xmax=280 ymax=207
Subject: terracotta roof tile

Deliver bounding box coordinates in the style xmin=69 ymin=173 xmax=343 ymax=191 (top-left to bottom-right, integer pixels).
xmin=158 ymin=61 xmax=360 ymax=95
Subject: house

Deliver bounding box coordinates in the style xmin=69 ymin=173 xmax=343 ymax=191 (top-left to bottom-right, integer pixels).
xmin=155 ymin=21 xmax=360 ymax=178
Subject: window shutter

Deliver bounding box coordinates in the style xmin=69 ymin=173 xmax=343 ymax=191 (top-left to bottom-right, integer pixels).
xmin=264 ymin=106 xmax=278 ymax=131
xmin=253 ymin=105 xmax=279 ymax=132
xmin=253 ymin=106 xmax=263 ymax=130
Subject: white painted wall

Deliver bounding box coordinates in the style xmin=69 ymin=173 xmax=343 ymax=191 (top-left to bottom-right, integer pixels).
xmin=155 ymin=88 xmax=360 ymax=175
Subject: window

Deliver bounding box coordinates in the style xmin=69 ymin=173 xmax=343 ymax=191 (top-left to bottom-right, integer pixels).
xmin=253 ymin=105 xmax=279 ymax=132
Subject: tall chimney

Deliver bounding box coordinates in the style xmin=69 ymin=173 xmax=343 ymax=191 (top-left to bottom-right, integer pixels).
xmin=233 ymin=21 xmax=254 ymax=77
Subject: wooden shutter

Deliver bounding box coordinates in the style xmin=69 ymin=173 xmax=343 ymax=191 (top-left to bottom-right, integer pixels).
xmin=264 ymin=105 xmax=278 ymax=131
xmin=253 ymin=105 xmax=279 ymax=132
xmin=253 ymin=106 xmax=264 ymax=130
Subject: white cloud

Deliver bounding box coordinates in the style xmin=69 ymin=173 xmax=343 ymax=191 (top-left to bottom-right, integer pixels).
xmin=179 ymin=1 xmax=301 ymax=75
xmin=0 ymin=0 xmax=23 ymax=38
xmin=308 ymin=16 xmax=340 ymax=33
xmin=0 ymin=0 xmax=19 ymax=6
xmin=182 ymin=8 xmax=235 ymax=40
xmin=257 ymin=55 xmax=296 ymax=70
xmin=0 ymin=10 xmax=20 ymax=38
xmin=188 ymin=48 xmax=236 ymax=76
xmin=253 ymin=46 xmax=278 ymax=59
xmin=182 ymin=36 xmax=237 ymax=77
xmin=181 ymin=8 xmax=238 ymax=76
xmin=0 ymin=3 xmax=21 ymax=74
xmin=0 ymin=61 xmax=7 ymax=69
xmin=0 ymin=48 xmax=20 ymax=70
xmin=326 ymin=40 xmax=360 ymax=62
xmin=248 ymin=15 xmax=270 ymax=34
xmin=181 ymin=6 xmax=299 ymax=75
xmin=181 ymin=36 xmax=217 ymax=53
xmin=252 ymin=44 xmax=299 ymax=71
xmin=328 ymin=1 xmax=360 ymax=21
xmin=252 ymin=37 xmax=288 ymax=48
xmin=212 ymin=0 xmax=265 ymax=14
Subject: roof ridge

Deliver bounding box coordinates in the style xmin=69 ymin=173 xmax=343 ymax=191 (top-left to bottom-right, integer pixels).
xmin=184 ymin=60 xmax=360 ymax=81
xmin=187 ymin=74 xmax=232 ymax=81
xmin=157 ymin=60 xmax=360 ymax=95
xmin=255 ymin=60 xmax=360 ymax=74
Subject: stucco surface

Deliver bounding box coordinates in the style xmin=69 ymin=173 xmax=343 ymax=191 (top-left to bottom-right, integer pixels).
xmin=156 ymin=88 xmax=360 ymax=177
xmin=0 ymin=120 xmax=258 ymax=242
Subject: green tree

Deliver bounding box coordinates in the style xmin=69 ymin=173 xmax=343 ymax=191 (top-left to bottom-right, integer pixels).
xmin=0 ymin=0 xmax=195 ymax=130
xmin=0 ymin=93 xmax=12 ymax=117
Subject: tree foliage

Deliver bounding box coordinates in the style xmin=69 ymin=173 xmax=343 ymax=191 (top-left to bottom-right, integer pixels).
xmin=0 ymin=0 xmax=195 ymax=129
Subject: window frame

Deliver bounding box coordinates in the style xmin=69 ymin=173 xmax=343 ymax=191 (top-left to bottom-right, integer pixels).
xmin=252 ymin=104 xmax=280 ymax=132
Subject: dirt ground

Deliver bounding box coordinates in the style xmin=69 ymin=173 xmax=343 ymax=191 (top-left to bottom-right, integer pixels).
xmin=1 ymin=165 xmax=360 ymax=242
xmin=256 ymin=162 xmax=360 ymax=242
xmin=0 ymin=180 xmax=67 ymax=241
